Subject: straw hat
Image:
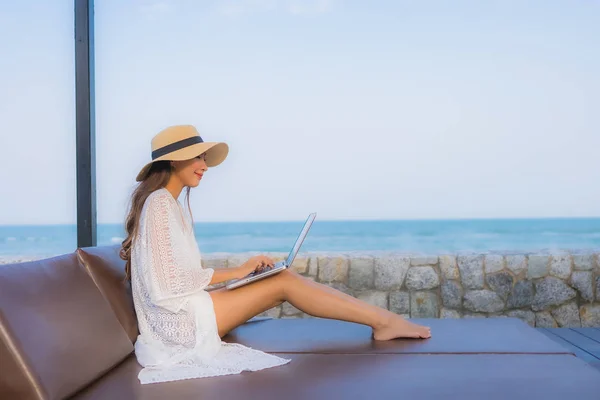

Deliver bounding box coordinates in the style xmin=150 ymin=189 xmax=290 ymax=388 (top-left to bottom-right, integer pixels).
xmin=136 ymin=125 xmax=229 ymax=181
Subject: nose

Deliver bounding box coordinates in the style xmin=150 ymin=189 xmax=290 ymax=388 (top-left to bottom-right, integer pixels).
xmin=200 ymin=158 xmax=208 ymax=171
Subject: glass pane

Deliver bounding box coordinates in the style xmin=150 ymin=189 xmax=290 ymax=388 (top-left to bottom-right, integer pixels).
xmin=0 ymin=1 xmax=75 ymax=261
xmin=93 ymin=1 xmax=600 ymax=255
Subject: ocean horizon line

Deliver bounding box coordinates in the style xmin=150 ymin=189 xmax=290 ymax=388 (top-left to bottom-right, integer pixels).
xmin=1 ymin=215 xmax=600 ymax=227
xmin=1 ymin=217 xmax=599 ymax=257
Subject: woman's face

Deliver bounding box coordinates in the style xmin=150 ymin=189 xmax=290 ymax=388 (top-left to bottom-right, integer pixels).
xmin=172 ymin=153 xmax=208 ymax=187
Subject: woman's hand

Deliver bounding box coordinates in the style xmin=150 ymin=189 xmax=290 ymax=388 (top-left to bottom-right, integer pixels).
xmin=236 ymin=255 xmax=275 ymax=279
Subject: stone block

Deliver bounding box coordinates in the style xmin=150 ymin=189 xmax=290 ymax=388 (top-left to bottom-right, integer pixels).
xmin=348 ymin=257 xmax=374 ymax=289
xmin=463 ymin=313 xmax=487 ymax=319
xmin=506 ymin=281 xmax=534 ymax=309
xmin=259 ymin=306 xmax=281 ymax=319
xmin=484 ymin=254 xmax=504 ymax=274
xmin=357 ymin=291 xmax=388 ymax=309
xmin=505 ymin=310 xmax=535 ymax=327
xmin=580 ymin=304 xmax=600 ymax=327
xmin=549 ymin=254 xmax=571 ymax=279
xmin=439 ymin=255 xmax=459 ymax=280
xmin=440 ymin=308 xmax=462 ymax=319
xmin=389 ymin=291 xmax=410 ymax=314
xmin=441 ymin=280 xmax=462 ymax=309
xmin=317 ymin=257 xmax=349 ymax=283
xmin=410 ymin=256 xmax=438 ymax=266
xmin=571 ymin=271 xmax=594 ymax=303
xmin=405 ymin=266 xmax=440 ymax=290
xmin=268 ymin=254 xmax=287 ymax=263
xmin=290 ymin=257 xmax=309 ymax=274
xmin=227 ymin=254 xmax=256 ymax=269
xmin=308 ymin=257 xmax=318 ymax=277
xmin=527 ymin=255 xmax=549 ymax=279
xmin=551 ymin=302 xmax=581 ymax=327
xmin=485 ymin=272 xmax=513 ymax=300
xmin=374 ymin=256 xmax=409 ymax=290
xmin=573 ymin=253 xmax=594 ymax=271
xmin=410 ymin=291 xmax=439 ymax=318
xmin=457 ymin=255 xmax=484 ymax=289
xmin=463 ymin=290 xmax=504 ymax=313
xmin=505 ymin=255 xmax=527 ymax=275
xmin=282 ymin=302 xmax=302 ymax=316
xmin=532 ymin=277 xmax=576 ymax=311
xmin=202 ymin=257 xmax=228 ymax=269
xmin=535 ymin=311 xmax=558 ymax=328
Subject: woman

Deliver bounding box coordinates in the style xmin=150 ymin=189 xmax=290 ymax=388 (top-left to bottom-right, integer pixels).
xmin=121 ymin=125 xmax=431 ymax=384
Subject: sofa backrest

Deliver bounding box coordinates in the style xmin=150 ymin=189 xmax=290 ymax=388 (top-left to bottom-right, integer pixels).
xmin=0 ymin=253 xmax=134 ymax=400
xmin=76 ymin=245 xmax=138 ymax=343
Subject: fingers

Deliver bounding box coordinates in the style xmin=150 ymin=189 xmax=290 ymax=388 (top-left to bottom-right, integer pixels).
xmin=248 ymin=255 xmax=275 ymax=274
xmin=258 ymin=255 xmax=274 ymax=266
xmin=264 ymin=256 xmax=274 ymax=267
xmin=254 ymin=255 xmax=275 ymax=271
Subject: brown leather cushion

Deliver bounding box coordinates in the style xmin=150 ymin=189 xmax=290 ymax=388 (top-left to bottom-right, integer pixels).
xmin=0 ymin=253 xmax=133 ymax=400
xmin=0 ymin=310 xmax=40 ymax=400
xmin=72 ymin=353 xmax=600 ymax=400
xmin=223 ymin=317 xmax=573 ymax=354
xmin=77 ymin=245 xmax=138 ymax=342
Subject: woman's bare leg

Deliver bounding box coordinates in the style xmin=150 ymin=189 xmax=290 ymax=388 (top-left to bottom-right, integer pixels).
xmin=209 ymin=270 xmax=431 ymax=340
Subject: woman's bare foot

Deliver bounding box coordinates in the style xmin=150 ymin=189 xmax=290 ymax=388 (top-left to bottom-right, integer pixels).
xmin=373 ymin=315 xmax=431 ymax=340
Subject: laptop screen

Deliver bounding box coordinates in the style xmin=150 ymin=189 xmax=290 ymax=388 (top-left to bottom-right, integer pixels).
xmin=286 ymin=213 xmax=316 ymax=267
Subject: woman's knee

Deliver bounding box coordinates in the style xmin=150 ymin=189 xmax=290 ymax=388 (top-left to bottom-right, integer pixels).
xmin=274 ymin=269 xmax=302 ymax=294
xmin=277 ymin=269 xmax=302 ymax=281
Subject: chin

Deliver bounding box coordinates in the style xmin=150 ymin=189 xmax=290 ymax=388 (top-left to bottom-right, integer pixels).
xmin=190 ymin=177 xmax=202 ymax=187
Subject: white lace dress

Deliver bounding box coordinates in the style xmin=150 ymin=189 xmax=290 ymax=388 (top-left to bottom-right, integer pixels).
xmin=130 ymin=188 xmax=290 ymax=384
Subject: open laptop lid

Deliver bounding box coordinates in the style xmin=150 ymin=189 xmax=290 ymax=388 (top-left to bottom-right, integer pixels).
xmin=285 ymin=213 xmax=316 ymax=267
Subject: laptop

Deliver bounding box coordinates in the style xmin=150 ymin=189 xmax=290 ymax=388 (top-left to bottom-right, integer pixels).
xmin=226 ymin=213 xmax=317 ymax=290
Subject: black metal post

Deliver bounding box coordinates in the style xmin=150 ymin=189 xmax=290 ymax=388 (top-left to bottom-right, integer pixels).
xmin=74 ymin=0 xmax=96 ymax=248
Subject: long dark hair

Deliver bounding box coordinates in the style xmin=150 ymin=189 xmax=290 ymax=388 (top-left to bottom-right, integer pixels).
xmin=119 ymin=161 xmax=192 ymax=281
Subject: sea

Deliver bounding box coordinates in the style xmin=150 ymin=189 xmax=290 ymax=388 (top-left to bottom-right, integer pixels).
xmin=1 ymin=218 xmax=599 ymax=259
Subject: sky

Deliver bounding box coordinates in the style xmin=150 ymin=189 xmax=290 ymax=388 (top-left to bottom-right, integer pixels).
xmin=0 ymin=0 xmax=599 ymax=224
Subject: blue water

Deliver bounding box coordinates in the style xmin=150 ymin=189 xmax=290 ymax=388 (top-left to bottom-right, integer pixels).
xmin=1 ymin=218 xmax=599 ymax=258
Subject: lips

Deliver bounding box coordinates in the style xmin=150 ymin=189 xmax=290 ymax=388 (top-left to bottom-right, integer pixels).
xmin=195 ymin=172 xmax=203 ymax=179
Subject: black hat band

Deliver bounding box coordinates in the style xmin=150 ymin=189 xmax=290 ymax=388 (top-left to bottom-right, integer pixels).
xmin=151 ymin=136 xmax=204 ymax=160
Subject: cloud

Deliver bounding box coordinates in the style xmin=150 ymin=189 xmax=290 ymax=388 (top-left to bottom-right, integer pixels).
xmin=216 ymin=0 xmax=339 ymax=17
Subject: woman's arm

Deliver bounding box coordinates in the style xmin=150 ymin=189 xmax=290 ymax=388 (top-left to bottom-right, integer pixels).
xmin=207 ymin=255 xmax=276 ymax=285
xmin=143 ymin=193 xmax=215 ymax=312
xmin=208 ymin=267 xmax=243 ymax=285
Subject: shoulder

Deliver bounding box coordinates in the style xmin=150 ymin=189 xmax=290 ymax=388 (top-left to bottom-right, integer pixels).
xmin=146 ymin=188 xmax=172 ymax=203
xmin=143 ymin=188 xmax=176 ymax=216
xmin=139 ymin=189 xmax=183 ymax=236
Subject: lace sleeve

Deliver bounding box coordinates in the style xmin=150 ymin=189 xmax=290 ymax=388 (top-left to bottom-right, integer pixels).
xmin=144 ymin=193 xmax=214 ymax=313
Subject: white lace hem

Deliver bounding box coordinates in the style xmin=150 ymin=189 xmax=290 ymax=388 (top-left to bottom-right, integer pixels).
xmin=137 ymin=343 xmax=291 ymax=384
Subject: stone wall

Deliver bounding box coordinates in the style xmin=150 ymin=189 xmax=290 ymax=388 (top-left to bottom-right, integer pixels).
xmin=202 ymin=250 xmax=600 ymax=328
